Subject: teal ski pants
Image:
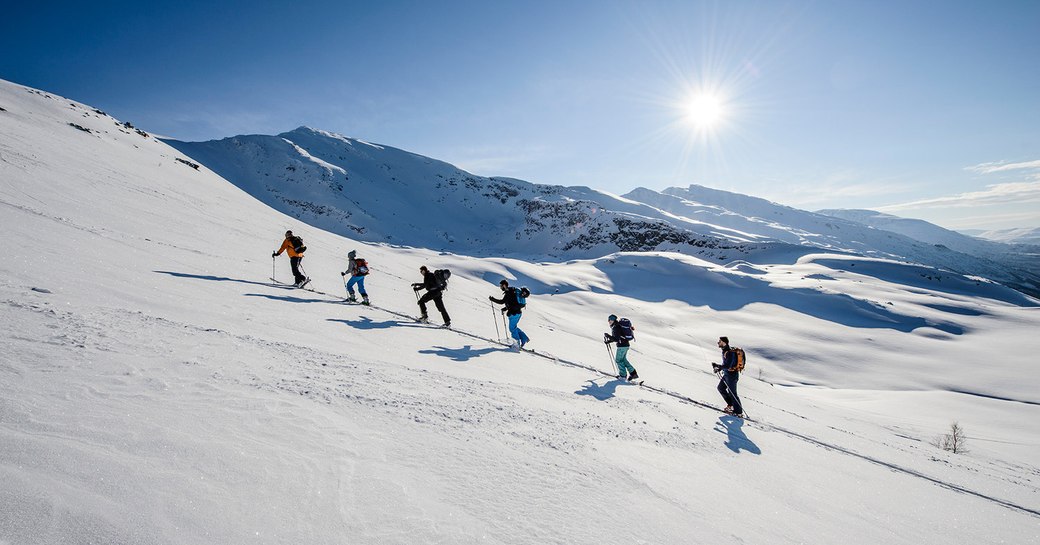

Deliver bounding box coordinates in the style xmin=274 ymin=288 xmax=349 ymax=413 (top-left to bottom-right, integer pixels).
xmin=615 ymin=346 xmax=636 ymax=377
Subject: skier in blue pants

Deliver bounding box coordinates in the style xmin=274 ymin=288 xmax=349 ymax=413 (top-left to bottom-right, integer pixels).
xmin=340 ymin=250 xmax=370 ymax=305
xmin=489 ymin=279 xmax=529 ymax=350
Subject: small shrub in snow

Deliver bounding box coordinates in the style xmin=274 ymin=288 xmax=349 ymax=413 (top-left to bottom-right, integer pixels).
xmin=933 ymin=421 xmax=968 ymax=454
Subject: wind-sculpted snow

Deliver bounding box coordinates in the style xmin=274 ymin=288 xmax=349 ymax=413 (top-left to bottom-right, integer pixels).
xmin=630 ymin=187 xmax=1040 ymax=298
xmin=4 ymin=78 xmax=1040 ymax=544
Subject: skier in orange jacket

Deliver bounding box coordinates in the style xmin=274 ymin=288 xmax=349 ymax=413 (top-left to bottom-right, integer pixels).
xmin=273 ymin=230 xmax=308 ymax=287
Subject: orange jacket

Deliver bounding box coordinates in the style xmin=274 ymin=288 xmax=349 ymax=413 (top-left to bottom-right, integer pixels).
xmin=276 ymin=237 xmax=304 ymax=258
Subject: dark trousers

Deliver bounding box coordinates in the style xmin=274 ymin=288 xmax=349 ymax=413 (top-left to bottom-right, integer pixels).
xmin=717 ymin=373 xmax=743 ymax=414
xmin=418 ymin=291 xmax=451 ymax=324
xmin=289 ymin=256 xmax=306 ymax=284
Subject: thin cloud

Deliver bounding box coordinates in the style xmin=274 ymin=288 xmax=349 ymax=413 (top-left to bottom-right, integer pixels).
xmin=449 ymin=144 xmax=558 ymax=178
xmin=767 ymin=179 xmax=913 ymax=208
xmin=879 ymin=181 xmax=1040 ymax=211
xmin=966 ymin=159 xmax=1040 ymax=175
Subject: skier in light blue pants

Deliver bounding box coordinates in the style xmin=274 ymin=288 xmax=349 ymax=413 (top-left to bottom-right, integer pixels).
xmin=340 ymin=250 xmax=370 ymax=305
xmin=489 ymin=279 xmax=529 ymax=350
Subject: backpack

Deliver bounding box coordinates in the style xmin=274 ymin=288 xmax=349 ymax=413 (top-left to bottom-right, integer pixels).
xmin=354 ymin=258 xmax=369 ymax=276
xmin=289 ymin=235 xmax=306 ymax=253
xmin=617 ymin=317 xmax=635 ymax=341
xmin=729 ymin=347 xmax=746 ymax=372
xmin=434 ymin=269 xmax=451 ymax=290
xmin=514 ymin=287 xmax=530 ymax=308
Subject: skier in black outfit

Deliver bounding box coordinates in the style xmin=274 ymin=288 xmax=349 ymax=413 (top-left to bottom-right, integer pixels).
xmin=712 ymin=336 xmax=743 ymax=417
xmin=411 ymin=265 xmax=451 ymax=327
xmin=489 ymin=279 xmax=529 ymax=350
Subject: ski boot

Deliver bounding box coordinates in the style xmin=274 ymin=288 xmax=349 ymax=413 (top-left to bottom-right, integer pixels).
xmin=361 ymin=295 xmax=370 ymax=306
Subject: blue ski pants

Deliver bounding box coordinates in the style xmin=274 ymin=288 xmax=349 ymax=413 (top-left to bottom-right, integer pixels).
xmin=508 ymin=313 xmax=529 ymax=346
xmin=615 ymin=346 xmax=636 ymax=377
xmin=346 ymin=275 xmax=367 ymax=296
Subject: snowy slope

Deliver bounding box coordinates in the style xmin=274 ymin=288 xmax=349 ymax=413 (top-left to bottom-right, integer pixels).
xmin=3 ymin=79 xmax=1040 ymax=544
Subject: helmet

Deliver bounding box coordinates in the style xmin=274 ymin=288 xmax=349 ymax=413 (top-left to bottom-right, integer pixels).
xmin=348 ymin=250 xmax=357 ymax=258
xmin=608 ymin=314 xmax=617 ymax=322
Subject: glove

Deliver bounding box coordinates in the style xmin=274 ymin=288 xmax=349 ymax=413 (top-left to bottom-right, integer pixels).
xmin=603 ymin=333 xmax=612 ymax=344
xmin=341 ymin=271 xmax=347 ymax=277
xmin=712 ymin=363 xmax=722 ymax=373
xmin=412 ymin=283 xmax=422 ymax=291
xmin=271 ymin=251 xmax=278 ymax=258
xmin=488 ymin=296 xmax=495 ymax=301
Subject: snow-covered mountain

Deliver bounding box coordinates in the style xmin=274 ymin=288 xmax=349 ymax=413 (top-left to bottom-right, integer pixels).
xmin=168 ymin=131 xmax=1040 ymax=299
xmin=816 ymin=208 xmax=1002 ymax=252
xmin=970 ymin=226 xmax=1040 ymax=245
xmin=3 ymin=79 xmax=1040 ymax=543
xmin=166 ymin=128 xmax=742 ymax=261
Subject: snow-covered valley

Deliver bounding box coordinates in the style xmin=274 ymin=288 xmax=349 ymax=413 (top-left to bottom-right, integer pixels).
xmin=2 ymin=79 xmax=1039 ymax=544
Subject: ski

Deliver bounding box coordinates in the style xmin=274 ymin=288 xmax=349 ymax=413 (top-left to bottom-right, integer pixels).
xmin=269 ymin=277 xmax=315 ymax=292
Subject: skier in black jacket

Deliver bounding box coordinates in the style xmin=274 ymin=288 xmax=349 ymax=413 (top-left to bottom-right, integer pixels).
xmin=489 ymin=279 xmax=529 ymax=350
xmin=411 ymin=265 xmax=450 ymax=327
xmin=712 ymin=336 xmax=743 ymax=417
xmin=604 ymin=315 xmax=638 ymax=381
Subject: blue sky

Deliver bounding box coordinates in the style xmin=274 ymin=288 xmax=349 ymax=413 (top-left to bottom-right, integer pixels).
xmin=2 ymin=0 xmax=1038 ymax=230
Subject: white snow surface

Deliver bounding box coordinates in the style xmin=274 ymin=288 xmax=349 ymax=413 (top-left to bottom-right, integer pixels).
xmin=2 ymin=79 xmax=1040 ymax=544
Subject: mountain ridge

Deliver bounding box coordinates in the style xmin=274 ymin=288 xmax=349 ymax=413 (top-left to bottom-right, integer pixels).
xmin=168 ymin=130 xmax=1040 ymax=297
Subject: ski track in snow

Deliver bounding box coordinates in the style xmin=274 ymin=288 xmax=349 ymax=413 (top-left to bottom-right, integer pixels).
xmin=243 ymin=280 xmax=1040 ymax=520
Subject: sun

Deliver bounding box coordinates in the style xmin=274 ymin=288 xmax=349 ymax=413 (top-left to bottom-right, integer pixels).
xmin=684 ymin=94 xmax=725 ymax=129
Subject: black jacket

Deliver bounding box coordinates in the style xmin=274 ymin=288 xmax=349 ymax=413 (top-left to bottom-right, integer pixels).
xmin=605 ymin=323 xmax=631 ymax=347
xmin=414 ymin=271 xmax=441 ymax=293
xmin=490 ymin=288 xmax=523 ymax=316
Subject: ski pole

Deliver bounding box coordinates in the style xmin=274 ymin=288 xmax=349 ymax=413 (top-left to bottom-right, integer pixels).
xmin=490 ymin=302 xmax=501 ymax=340
xmin=605 ymin=342 xmax=619 ymax=376
xmin=501 ymin=308 xmax=509 ymax=343
xmin=272 ymin=255 xmax=276 ymax=281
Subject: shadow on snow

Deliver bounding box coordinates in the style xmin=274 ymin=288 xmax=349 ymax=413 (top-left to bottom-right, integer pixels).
xmin=574 ymin=378 xmax=636 ymax=401
xmin=714 ymin=416 xmax=761 ymax=455
xmin=418 ymin=344 xmax=505 ymax=362
xmin=155 ymin=270 xmax=279 ymax=288
xmin=326 ymin=317 xmax=424 ymax=330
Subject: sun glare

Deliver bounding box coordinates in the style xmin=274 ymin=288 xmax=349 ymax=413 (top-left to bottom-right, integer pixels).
xmin=685 ymin=94 xmax=724 ymax=129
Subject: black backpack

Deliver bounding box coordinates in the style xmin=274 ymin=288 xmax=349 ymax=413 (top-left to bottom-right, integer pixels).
xmin=289 ymin=235 xmax=306 ymax=253
xmin=617 ymin=317 xmax=635 ymax=341
xmin=434 ymin=269 xmax=451 ymax=290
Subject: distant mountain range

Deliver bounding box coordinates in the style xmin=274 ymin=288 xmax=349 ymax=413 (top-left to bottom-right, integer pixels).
xmin=960 ymin=227 xmax=1040 ymax=245
xmin=167 ymin=128 xmax=1039 ymax=298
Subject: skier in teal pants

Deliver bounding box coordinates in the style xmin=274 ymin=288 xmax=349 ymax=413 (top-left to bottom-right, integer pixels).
xmin=604 ymin=314 xmax=639 ymax=381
